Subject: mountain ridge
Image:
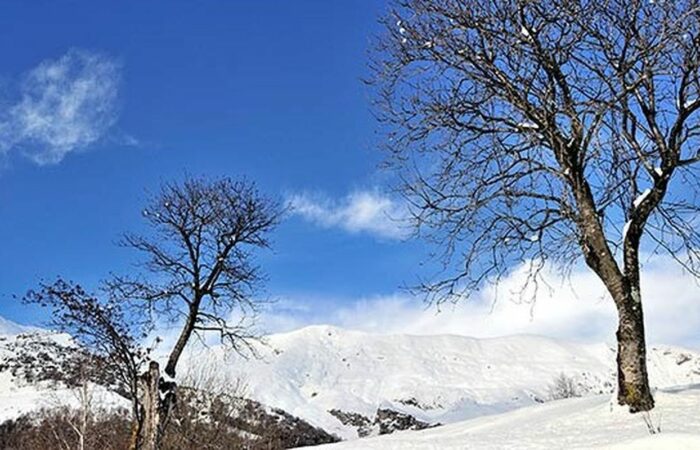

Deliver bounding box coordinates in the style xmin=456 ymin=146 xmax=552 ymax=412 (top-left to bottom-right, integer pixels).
xmin=186 ymin=324 xmax=700 ymax=440
xmin=3 ymin=317 xmax=700 ymax=443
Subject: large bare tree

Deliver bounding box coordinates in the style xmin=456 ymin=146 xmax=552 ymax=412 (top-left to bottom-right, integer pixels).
xmin=371 ymin=0 xmax=700 ymax=412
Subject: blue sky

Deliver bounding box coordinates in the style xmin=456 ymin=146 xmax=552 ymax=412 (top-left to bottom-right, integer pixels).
xmin=0 ymin=0 xmax=423 ymax=324
xmin=0 ymin=1 xmax=698 ymax=347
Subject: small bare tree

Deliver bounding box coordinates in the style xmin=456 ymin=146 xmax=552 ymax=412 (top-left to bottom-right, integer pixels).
xmin=55 ymin=367 xmax=96 ymax=450
xmin=25 ymin=176 xmax=280 ymax=449
xmin=24 ymin=279 xmax=147 ymax=436
xmin=45 ymin=368 xmax=107 ymax=450
xmin=165 ymin=357 xmax=249 ymax=448
xmin=371 ymin=0 xmax=700 ymax=412
xmin=548 ymin=373 xmax=580 ymax=400
xmin=105 ymin=176 xmax=281 ymax=449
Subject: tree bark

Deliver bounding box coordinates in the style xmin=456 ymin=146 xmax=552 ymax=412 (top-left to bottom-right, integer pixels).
xmin=615 ymin=294 xmax=654 ymax=412
xmin=139 ymin=361 xmax=163 ymax=450
xmin=573 ymin=185 xmax=655 ymax=412
xmin=165 ymin=298 xmax=201 ymax=378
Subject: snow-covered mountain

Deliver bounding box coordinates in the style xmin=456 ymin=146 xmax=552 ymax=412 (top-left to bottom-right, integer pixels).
xmin=0 ymin=324 xmax=338 ymax=447
xmin=0 ymin=328 xmax=113 ymax=422
xmin=3 ymin=319 xmax=700 ymax=445
xmin=190 ymin=325 xmax=700 ymax=440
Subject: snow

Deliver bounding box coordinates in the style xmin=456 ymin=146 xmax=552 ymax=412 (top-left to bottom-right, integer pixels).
xmin=0 ymin=384 xmax=126 ymax=423
xmin=634 ymin=188 xmax=652 ymax=208
xmin=0 ymin=330 xmax=129 ymax=423
xmin=306 ymin=387 xmax=700 ymax=449
xmin=0 ymin=317 xmax=37 ymax=336
xmin=518 ymin=121 xmax=539 ymax=130
xmin=3 ymin=320 xmax=700 ymax=446
xmin=605 ymin=433 xmax=700 ymax=449
xmin=161 ymin=371 xmax=175 ymax=384
xmin=184 ymin=326 xmax=700 ymax=440
xmin=622 ymin=220 xmax=631 ymax=241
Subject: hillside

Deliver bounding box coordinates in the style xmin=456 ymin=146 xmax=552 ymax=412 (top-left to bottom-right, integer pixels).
xmin=190 ymin=325 xmax=700 ymax=440
xmin=0 ymin=316 xmax=34 ymax=336
xmin=305 ymin=386 xmax=700 ymax=449
xmin=3 ymin=319 xmax=700 ymax=445
xmin=0 ymin=323 xmax=338 ymax=447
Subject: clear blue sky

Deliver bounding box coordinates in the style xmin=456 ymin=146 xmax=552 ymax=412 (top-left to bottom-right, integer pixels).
xmin=1 ymin=2 xmax=697 ymax=348
xmin=0 ymin=0 xmax=427 ymax=325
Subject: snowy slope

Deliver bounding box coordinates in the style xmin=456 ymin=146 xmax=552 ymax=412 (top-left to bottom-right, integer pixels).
xmin=305 ymin=386 xmax=700 ymax=449
xmin=0 ymin=316 xmax=35 ymax=336
xmin=0 ymin=382 xmax=125 ymax=423
xmin=0 ymin=323 xmax=339 ymax=447
xmin=3 ymin=319 xmax=700 ymax=443
xmin=189 ymin=325 xmax=700 ymax=440
xmin=0 ymin=328 xmax=128 ymax=422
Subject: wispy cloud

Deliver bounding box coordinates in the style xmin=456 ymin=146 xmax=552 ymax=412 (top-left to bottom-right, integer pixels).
xmin=288 ymin=190 xmax=409 ymax=239
xmin=261 ymin=258 xmax=700 ymax=348
xmin=0 ymin=49 xmax=121 ymax=165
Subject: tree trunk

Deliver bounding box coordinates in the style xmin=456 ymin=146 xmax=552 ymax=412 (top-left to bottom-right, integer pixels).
xmin=615 ymin=295 xmax=654 ymax=412
xmin=571 ymin=183 xmax=655 ymax=412
xmin=139 ymin=361 xmax=164 ymax=450
xmin=136 ymin=360 xmax=177 ymax=450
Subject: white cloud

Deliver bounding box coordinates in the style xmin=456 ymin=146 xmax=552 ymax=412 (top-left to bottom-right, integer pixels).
xmin=288 ymin=190 xmax=409 ymax=239
xmin=0 ymin=49 xmax=121 ymax=165
xmin=261 ymin=258 xmax=700 ymax=348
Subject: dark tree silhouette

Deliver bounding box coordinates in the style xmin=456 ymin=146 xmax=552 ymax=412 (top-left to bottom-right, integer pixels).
xmin=371 ymin=0 xmax=700 ymax=412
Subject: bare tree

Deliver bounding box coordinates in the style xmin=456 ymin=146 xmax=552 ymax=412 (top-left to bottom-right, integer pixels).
xmin=24 ymin=176 xmax=280 ymax=449
xmin=371 ymin=0 xmax=700 ymax=412
xmin=105 ymin=176 xmax=281 ymax=448
xmin=46 ymin=367 xmax=99 ymax=450
xmin=24 ymin=279 xmax=147 ymax=436
xmin=548 ymin=373 xmax=580 ymax=400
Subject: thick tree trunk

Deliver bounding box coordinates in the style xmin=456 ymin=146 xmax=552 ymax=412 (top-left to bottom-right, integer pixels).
xmin=137 ymin=361 xmax=176 ymax=450
xmin=139 ymin=361 xmax=162 ymax=450
xmin=138 ymin=361 xmax=177 ymax=450
xmin=615 ymin=295 xmax=654 ymax=412
xmin=129 ymin=361 xmax=177 ymax=450
xmin=570 ymin=181 xmax=655 ymax=412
